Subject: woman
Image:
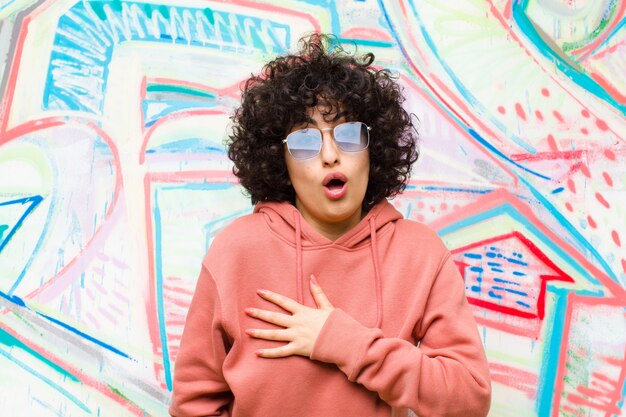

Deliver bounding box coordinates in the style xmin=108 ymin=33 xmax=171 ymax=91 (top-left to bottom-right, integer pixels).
xmin=169 ymin=34 xmax=491 ymax=417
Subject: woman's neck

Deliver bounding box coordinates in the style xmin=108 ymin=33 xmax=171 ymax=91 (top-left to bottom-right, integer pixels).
xmin=295 ymin=202 xmax=367 ymax=242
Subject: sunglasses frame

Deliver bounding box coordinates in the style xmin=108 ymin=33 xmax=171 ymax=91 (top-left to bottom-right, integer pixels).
xmin=282 ymin=122 xmax=371 ymax=160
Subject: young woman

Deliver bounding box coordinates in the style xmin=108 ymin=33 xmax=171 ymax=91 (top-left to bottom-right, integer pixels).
xmin=169 ymin=34 xmax=491 ymax=417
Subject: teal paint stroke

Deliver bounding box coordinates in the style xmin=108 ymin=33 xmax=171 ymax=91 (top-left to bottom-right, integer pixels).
xmin=337 ymin=37 xmax=395 ymax=49
xmin=0 ymin=347 xmax=90 ymax=413
xmin=0 ymin=196 xmax=43 ymax=254
xmin=518 ymin=175 xmax=618 ymax=284
xmin=0 ymin=0 xmax=18 ymax=12
xmin=513 ymin=0 xmax=626 ymax=115
xmin=535 ymin=288 xmax=569 ymax=417
xmin=0 ymin=348 xmax=92 ymax=414
xmin=0 ymin=327 xmax=80 ymax=383
xmin=0 ymin=329 xmax=91 ymax=413
xmin=153 ymin=189 xmax=172 ymax=391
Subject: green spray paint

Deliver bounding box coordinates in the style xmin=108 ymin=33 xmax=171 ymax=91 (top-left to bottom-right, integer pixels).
xmin=562 ymin=0 xmax=618 ymax=53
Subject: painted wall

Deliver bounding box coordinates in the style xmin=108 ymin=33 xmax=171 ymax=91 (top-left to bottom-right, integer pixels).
xmin=0 ymin=1 xmax=624 ymax=416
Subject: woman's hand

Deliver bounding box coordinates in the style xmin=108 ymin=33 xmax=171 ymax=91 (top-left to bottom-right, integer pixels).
xmin=244 ymin=274 xmax=334 ymax=358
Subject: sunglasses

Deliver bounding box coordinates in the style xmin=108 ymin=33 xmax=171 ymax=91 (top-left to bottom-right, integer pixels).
xmin=282 ymin=121 xmax=371 ymax=160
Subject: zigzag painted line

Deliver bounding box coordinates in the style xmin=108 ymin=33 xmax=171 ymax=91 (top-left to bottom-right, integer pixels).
xmin=44 ymin=1 xmax=291 ymax=114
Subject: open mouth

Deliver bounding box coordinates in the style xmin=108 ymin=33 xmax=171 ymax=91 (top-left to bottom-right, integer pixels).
xmin=325 ymin=178 xmax=345 ymax=191
xmin=322 ymin=173 xmax=348 ymax=199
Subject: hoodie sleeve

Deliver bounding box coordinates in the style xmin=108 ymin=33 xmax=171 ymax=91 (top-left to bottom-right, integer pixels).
xmin=309 ymin=253 xmax=491 ymax=417
xmin=169 ymin=264 xmax=233 ymax=417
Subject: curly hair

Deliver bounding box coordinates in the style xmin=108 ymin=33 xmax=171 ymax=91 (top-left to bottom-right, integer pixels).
xmin=227 ymin=33 xmax=419 ymax=211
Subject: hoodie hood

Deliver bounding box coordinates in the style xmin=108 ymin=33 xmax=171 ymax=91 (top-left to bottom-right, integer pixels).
xmin=254 ymin=200 xmax=403 ymax=327
xmin=253 ymin=199 xmax=403 ymax=248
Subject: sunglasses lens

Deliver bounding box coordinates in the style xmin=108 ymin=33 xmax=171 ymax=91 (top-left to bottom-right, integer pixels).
xmin=286 ymin=129 xmax=321 ymax=159
xmin=335 ymin=122 xmax=369 ymax=152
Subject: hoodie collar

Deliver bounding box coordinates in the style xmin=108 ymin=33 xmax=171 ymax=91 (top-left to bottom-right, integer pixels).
xmin=254 ymin=200 xmax=402 ymax=248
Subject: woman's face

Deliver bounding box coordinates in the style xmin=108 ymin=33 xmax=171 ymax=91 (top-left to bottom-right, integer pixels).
xmin=284 ymin=106 xmax=370 ymax=239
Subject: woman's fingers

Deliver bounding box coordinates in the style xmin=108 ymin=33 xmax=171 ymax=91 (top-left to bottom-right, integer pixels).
xmin=309 ymin=274 xmax=333 ymax=310
xmin=256 ymin=289 xmax=301 ymax=313
xmin=245 ymin=283 xmax=333 ymax=359
xmin=255 ymin=343 xmax=297 ymax=358
xmin=245 ymin=328 xmax=291 ymax=342
xmin=245 ymin=307 xmax=292 ymax=327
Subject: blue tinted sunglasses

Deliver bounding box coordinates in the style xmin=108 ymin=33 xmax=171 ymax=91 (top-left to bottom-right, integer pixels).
xmin=282 ymin=122 xmax=371 ymax=160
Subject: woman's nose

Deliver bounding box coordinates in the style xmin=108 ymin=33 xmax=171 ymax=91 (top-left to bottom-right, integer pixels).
xmin=320 ymin=130 xmax=340 ymax=166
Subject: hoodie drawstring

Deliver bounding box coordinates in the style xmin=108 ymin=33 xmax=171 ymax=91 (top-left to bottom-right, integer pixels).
xmin=369 ymin=217 xmax=383 ymax=328
xmin=294 ymin=211 xmax=304 ymax=303
xmin=292 ymin=209 xmax=383 ymax=327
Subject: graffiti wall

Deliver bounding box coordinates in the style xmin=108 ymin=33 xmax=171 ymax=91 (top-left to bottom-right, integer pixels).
xmin=0 ymin=0 xmax=624 ymax=416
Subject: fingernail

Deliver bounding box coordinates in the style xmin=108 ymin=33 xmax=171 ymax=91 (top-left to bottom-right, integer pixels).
xmin=257 ymin=289 xmax=269 ymax=296
xmin=310 ymin=274 xmax=318 ymax=285
xmin=255 ymin=350 xmax=263 ymax=356
xmin=245 ymin=329 xmax=253 ymax=336
xmin=244 ymin=308 xmax=254 ymax=315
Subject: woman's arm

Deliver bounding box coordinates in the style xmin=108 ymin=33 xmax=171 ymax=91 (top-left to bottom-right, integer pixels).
xmin=244 ymin=254 xmax=491 ymax=416
xmin=169 ymin=264 xmax=233 ymax=417
xmin=309 ymin=253 xmax=491 ymax=417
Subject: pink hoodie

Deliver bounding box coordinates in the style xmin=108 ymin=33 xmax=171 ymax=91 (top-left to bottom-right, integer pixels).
xmin=169 ymin=200 xmax=491 ymax=417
